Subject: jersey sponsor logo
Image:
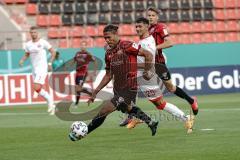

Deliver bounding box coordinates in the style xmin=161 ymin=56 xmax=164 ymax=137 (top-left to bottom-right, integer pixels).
xmin=163 ymin=28 xmax=168 ymax=35
xmin=150 ymin=27 xmax=154 ymax=34
xmin=132 ymin=43 xmax=139 ymax=50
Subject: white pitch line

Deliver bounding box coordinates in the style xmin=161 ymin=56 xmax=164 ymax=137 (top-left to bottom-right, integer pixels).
xmin=200 ymin=128 xmax=215 ymax=131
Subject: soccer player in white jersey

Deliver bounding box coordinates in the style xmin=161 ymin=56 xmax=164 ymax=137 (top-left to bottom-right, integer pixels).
xmin=19 ymin=26 xmax=56 ymax=115
xmin=121 ymin=17 xmax=194 ymax=133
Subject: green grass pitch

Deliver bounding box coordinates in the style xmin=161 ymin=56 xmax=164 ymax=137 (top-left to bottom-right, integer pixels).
xmin=0 ymin=93 xmax=240 ymax=160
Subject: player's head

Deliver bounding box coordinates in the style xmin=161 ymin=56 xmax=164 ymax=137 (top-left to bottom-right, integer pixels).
xmin=147 ymin=7 xmax=159 ymax=25
xmin=135 ymin=17 xmax=150 ymax=38
xmin=80 ymin=40 xmax=87 ymax=51
xmin=29 ymin=26 xmax=39 ymax=41
xmin=103 ymin=24 xmax=119 ymax=48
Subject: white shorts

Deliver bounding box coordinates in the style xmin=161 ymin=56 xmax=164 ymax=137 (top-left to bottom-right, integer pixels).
xmin=138 ymin=74 xmax=165 ymax=101
xmin=32 ymin=72 xmax=47 ymax=85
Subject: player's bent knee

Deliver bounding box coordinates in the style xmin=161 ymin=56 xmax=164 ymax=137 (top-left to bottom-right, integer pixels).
xmin=165 ymin=83 xmax=176 ymax=93
xmin=156 ymin=100 xmax=167 ymax=110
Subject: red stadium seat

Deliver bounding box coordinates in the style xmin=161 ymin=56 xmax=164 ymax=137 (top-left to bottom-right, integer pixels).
xmin=225 ymin=9 xmax=238 ymax=20
xmin=202 ymin=33 xmax=215 ymax=43
xmin=70 ymin=26 xmax=85 ymax=37
xmin=97 ymin=25 xmax=105 ymax=36
xmin=49 ymin=15 xmax=61 ymax=26
xmin=3 ymin=0 xmax=15 ymax=4
xmin=59 ymin=27 xmax=70 ymax=38
xmin=16 ymin=0 xmax=27 ymax=3
xmin=47 ymin=27 xmax=59 ymax=38
xmin=237 ymin=0 xmax=240 ymax=8
xmin=94 ymin=37 xmax=105 ymax=47
xmin=215 ymin=21 xmax=226 ymax=32
xmin=71 ymin=38 xmax=81 ymax=48
xmin=26 ymin=3 xmax=37 ymax=15
xmin=36 ymin=15 xmax=48 ymax=27
xmin=191 ymin=33 xmax=202 ymax=44
xmin=225 ymin=0 xmax=236 ymax=8
xmin=201 ymin=22 xmax=214 ymax=33
xmin=170 ymin=34 xmax=180 ymax=44
xmin=225 ymin=32 xmax=238 ymax=42
xmin=178 ymin=34 xmax=191 ymax=44
xmin=120 ymin=36 xmax=129 ymax=41
xmin=81 ymin=37 xmax=94 ymax=47
xmin=191 ymin=22 xmax=202 ymax=33
xmin=119 ymin=24 xmax=135 ymax=36
xmin=85 ymin=26 xmax=97 ymax=37
xmin=214 ymin=9 xmax=225 ymax=20
xmin=226 ymin=21 xmax=238 ymax=31
xmin=212 ymin=0 xmax=225 ymax=8
xmin=131 ymin=36 xmax=139 ymax=42
xmin=215 ymin=33 xmax=226 ymax=43
xmin=168 ymin=23 xmax=180 ymax=34
xmin=122 ymin=36 xmax=139 ymax=42
xmin=59 ymin=39 xmax=68 ymax=48
xmin=178 ymin=22 xmax=191 ymax=34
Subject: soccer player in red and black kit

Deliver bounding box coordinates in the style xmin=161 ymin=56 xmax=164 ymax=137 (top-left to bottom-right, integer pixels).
xmin=70 ymin=24 xmax=159 ymax=140
xmin=73 ymin=41 xmax=97 ymax=106
xmin=147 ymin=7 xmax=199 ymax=115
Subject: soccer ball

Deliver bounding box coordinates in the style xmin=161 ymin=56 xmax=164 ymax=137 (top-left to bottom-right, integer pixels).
xmin=69 ymin=121 xmax=88 ymax=141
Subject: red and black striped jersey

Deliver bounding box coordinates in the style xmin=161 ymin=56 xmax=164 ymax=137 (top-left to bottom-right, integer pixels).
xmin=74 ymin=50 xmax=94 ymax=76
xmin=149 ymin=23 xmax=169 ymax=64
xmin=105 ymin=40 xmax=141 ymax=90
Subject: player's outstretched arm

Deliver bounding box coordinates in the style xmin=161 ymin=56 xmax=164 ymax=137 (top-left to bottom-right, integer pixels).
xmin=88 ymin=70 xmax=112 ymax=104
xmin=156 ymin=36 xmax=173 ymax=50
xmin=19 ymin=52 xmax=30 ymax=66
xmin=93 ymin=58 xmax=98 ymax=76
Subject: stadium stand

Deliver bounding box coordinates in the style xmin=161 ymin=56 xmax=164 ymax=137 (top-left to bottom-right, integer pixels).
xmin=1 ymin=0 xmax=240 ymax=49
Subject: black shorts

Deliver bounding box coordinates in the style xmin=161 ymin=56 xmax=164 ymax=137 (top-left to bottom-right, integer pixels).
xmin=111 ymin=88 xmax=137 ymax=112
xmin=155 ymin=63 xmax=171 ymax=81
xmin=75 ymin=75 xmax=87 ymax=86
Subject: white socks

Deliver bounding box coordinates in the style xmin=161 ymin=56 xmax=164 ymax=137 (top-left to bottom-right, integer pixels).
xmin=39 ymin=89 xmax=52 ymax=105
xmin=163 ymin=103 xmax=188 ymax=122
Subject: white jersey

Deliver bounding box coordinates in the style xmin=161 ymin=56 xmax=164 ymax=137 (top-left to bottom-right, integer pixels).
xmin=137 ymin=35 xmax=165 ymax=101
xmin=137 ymin=35 xmax=156 ymax=76
xmin=24 ymin=38 xmax=51 ymax=74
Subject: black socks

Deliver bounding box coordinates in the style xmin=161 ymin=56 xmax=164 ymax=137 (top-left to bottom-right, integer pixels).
xmin=175 ymin=87 xmax=194 ymax=104
xmin=87 ymin=115 xmax=107 ymax=134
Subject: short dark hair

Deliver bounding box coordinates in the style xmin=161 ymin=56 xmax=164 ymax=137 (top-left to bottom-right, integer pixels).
xmin=30 ymin=26 xmax=38 ymax=31
xmin=136 ymin=17 xmax=149 ymax=25
xmin=103 ymin=24 xmax=119 ymax=33
xmin=147 ymin=7 xmax=160 ymax=14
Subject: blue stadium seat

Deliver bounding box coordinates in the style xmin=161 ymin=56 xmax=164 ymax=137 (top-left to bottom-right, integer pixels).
xmin=38 ymin=3 xmax=49 ymax=14
xmin=75 ymin=2 xmax=85 ymax=14
xmin=63 ymin=3 xmax=73 ymax=14
xmin=74 ymin=14 xmax=85 ymax=25
xmin=99 ymin=1 xmax=110 ymax=13
xmin=62 ymin=14 xmax=72 ymax=26
xmin=111 ymin=1 xmax=121 ymax=12
xmin=50 ymin=3 xmax=61 ymax=14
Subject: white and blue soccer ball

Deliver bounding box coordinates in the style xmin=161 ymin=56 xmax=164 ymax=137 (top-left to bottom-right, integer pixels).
xmin=69 ymin=121 xmax=88 ymax=141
